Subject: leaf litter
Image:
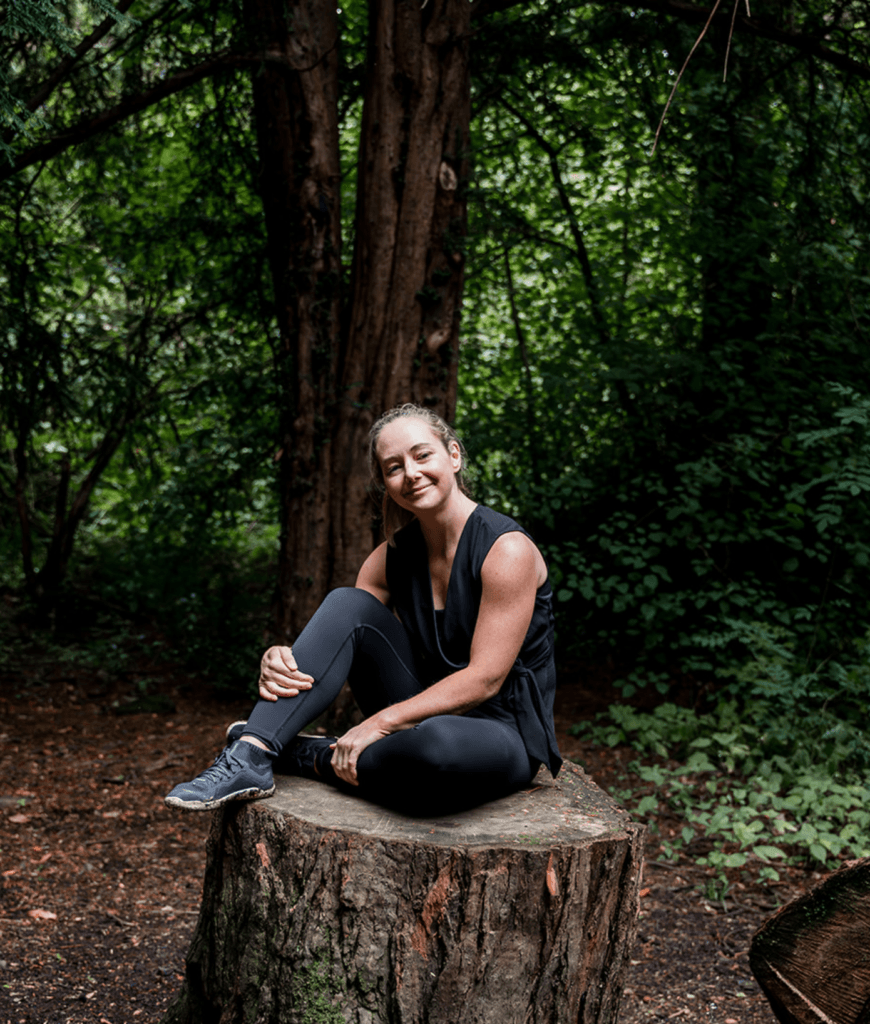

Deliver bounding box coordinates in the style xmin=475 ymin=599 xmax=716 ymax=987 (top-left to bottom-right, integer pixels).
xmin=0 ymin=637 xmax=814 ymax=1023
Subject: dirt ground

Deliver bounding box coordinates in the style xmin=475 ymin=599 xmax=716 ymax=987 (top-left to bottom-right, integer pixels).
xmin=0 ymin=632 xmax=813 ymax=1024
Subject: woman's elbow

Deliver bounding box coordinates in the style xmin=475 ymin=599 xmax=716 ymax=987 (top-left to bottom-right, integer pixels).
xmin=480 ymin=672 xmax=508 ymax=701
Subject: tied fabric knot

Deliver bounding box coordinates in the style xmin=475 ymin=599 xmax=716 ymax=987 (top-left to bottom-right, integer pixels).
xmin=506 ymin=660 xmax=562 ymax=778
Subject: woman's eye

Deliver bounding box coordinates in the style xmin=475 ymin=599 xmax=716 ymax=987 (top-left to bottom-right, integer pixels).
xmin=385 ymin=464 xmax=400 ymax=476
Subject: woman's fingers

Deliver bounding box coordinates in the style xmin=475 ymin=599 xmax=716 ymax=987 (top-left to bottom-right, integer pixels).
xmin=258 ymin=677 xmax=312 ymax=701
xmin=258 ymin=645 xmax=314 ymax=700
xmin=330 ymin=740 xmax=359 ymax=786
xmin=261 ymin=645 xmax=313 ymax=682
xmin=329 ymin=718 xmax=390 ymax=785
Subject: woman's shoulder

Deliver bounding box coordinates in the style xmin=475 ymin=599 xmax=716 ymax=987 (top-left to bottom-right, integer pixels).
xmin=469 ymin=504 xmax=529 ymax=539
xmin=473 ymin=507 xmax=549 ymax=590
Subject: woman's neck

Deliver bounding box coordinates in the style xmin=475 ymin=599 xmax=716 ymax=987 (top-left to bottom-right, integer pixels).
xmin=416 ymin=492 xmax=477 ymax=558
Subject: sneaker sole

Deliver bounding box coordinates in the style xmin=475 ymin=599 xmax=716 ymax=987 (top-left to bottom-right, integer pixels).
xmin=163 ymin=784 xmax=276 ymax=812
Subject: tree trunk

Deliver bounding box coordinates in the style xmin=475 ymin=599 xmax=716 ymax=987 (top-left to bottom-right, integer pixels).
xmin=161 ymin=763 xmax=644 ymax=1024
xmin=750 ymin=857 xmax=870 ymax=1024
xmin=244 ymin=0 xmax=344 ymax=639
xmin=258 ymin=0 xmax=471 ymax=639
xmin=326 ymin=0 xmax=470 ymax=598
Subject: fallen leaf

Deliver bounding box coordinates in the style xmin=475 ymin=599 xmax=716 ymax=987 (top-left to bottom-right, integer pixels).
xmin=9 ymin=813 xmax=30 ymax=824
xmin=28 ymin=908 xmax=57 ymax=920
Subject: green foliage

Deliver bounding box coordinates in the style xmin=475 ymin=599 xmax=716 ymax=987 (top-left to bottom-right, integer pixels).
xmin=576 ymin=668 xmax=870 ymax=875
xmin=460 ymin=13 xmax=870 ymax=679
xmin=0 ymin=17 xmax=278 ymax=657
xmin=4 ymin=0 xmax=870 ymax=706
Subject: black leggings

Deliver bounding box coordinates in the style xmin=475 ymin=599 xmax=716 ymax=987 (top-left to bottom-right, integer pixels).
xmin=243 ymin=587 xmax=536 ymax=814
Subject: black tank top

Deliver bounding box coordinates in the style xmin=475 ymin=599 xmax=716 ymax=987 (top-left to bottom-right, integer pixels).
xmin=385 ymin=504 xmax=562 ymax=777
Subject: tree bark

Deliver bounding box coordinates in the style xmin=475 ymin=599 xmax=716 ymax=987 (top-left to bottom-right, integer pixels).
xmin=161 ymin=762 xmax=644 ymax=1024
xmin=750 ymin=857 xmax=870 ymax=1024
xmin=326 ymin=0 xmax=471 ymax=595
xmin=243 ymin=0 xmax=343 ymax=637
xmin=263 ymin=0 xmax=471 ymax=638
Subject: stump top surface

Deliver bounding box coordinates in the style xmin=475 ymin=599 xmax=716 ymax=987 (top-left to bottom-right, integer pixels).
xmin=263 ymin=762 xmax=632 ymax=849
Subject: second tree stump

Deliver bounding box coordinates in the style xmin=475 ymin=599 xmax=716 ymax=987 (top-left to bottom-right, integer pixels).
xmin=162 ymin=762 xmax=644 ymax=1024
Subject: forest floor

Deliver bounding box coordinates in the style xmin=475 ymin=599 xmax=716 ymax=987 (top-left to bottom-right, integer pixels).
xmin=0 ymin=619 xmax=817 ymax=1024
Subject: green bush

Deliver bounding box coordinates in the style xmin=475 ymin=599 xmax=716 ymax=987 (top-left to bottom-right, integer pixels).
xmin=573 ymin=622 xmax=870 ymax=877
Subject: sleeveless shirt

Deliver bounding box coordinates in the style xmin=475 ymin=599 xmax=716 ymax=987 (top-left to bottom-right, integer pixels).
xmin=385 ymin=504 xmax=563 ymax=777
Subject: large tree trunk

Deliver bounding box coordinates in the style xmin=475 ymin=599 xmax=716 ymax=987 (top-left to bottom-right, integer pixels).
xmin=161 ymin=763 xmax=644 ymax=1024
xmin=327 ymin=0 xmax=471 ymax=594
xmin=255 ymin=0 xmax=470 ymax=639
xmin=245 ymin=0 xmax=344 ymax=638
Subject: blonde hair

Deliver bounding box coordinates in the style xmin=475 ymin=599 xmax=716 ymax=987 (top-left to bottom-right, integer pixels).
xmin=368 ymin=404 xmax=471 ymax=545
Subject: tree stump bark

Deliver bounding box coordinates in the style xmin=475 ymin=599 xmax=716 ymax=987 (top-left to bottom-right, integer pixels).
xmin=161 ymin=762 xmax=644 ymax=1024
xmin=750 ymin=858 xmax=870 ymax=1024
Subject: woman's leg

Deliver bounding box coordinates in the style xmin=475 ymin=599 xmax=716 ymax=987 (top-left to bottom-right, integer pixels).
xmin=319 ymin=715 xmax=537 ymax=815
xmin=165 ymin=587 xmax=423 ymax=810
xmin=243 ymin=587 xmax=425 ymax=753
xmin=167 ymin=586 xmax=534 ymax=814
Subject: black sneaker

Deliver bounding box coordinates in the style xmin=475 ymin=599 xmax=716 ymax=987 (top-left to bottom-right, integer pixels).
xmin=226 ymin=720 xmax=247 ymax=745
xmin=164 ymin=740 xmax=275 ymax=811
xmin=280 ymin=734 xmax=336 ymax=779
xmin=224 ymin=721 xmax=334 ymax=779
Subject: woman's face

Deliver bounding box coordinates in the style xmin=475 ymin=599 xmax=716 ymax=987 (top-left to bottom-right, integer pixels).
xmin=376 ymin=417 xmax=461 ymax=514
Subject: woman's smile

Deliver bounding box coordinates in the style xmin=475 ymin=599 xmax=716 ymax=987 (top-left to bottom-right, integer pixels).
xmin=376 ymin=417 xmax=462 ymax=512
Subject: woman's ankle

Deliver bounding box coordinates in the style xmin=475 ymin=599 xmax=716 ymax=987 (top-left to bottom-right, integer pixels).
xmin=240 ymin=735 xmax=273 ymax=753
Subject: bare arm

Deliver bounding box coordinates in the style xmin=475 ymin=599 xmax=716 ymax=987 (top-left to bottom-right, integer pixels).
xmin=355 ymin=542 xmax=391 ymax=604
xmin=330 ymin=531 xmax=541 ymax=783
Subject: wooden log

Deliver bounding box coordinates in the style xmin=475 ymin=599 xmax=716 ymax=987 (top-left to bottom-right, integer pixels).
xmin=161 ymin=762 xmax=644 ymax=1024
xmin=750 ymin=858 xmax=870 ymax=1024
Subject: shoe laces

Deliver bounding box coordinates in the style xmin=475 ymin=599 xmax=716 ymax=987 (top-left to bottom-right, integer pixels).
xmin=197 ymin=744 xmax=247 ymax=783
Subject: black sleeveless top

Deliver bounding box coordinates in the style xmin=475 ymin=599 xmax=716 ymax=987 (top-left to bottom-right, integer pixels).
xmin=385 ymin=505 xmax=563 ymax=777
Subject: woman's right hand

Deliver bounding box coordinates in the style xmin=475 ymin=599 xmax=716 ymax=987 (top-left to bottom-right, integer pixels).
xmin=258 ymin=646 xmax=314 ymax=701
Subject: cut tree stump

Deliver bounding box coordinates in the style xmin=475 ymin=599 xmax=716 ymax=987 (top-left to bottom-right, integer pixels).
xmin=750 ymin=857 xmax=870 ymax=1024
xmin=161 ymin=762 xmax=644 ymax=1024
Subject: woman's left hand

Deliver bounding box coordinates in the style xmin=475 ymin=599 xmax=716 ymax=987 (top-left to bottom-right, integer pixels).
xmin=330 ymin=716 xmax=392 ymax=786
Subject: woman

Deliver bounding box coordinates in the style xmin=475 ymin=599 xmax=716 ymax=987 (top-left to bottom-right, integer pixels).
xmin=165 ymin=404 xmax=561 ymax=815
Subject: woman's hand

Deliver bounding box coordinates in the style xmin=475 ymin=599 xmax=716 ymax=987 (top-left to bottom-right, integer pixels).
xmin=258 ymin=645 xmax=314 ymax=701
xmin=330 ymin=716 xmax=393 ymax=786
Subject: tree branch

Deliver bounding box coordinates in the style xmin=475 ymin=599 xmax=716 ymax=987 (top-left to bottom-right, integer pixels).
xmin=3 ymin=41 xmax=337 ymax=182
xmin=503 ymin=246 xmax=542 ymax=487
xmin=499 ymin=93 xmax=612 ymax=347
xmin=3 ymin=52 xmax=249 ymax=181
xmin=472 ymin=0 xmax=870 ymax=82
xmin=23 ymin=0 xmax=138 ymax=115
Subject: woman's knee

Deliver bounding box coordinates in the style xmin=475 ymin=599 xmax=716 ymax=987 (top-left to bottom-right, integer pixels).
xmin=315 ymin=586 xmax=385 ymax=623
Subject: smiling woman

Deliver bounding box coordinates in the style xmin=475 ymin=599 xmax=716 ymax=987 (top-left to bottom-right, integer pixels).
xmin=164 ymin=403 xmax=561 ymax=815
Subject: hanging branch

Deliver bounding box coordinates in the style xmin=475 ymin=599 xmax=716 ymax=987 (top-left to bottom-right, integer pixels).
xmin=722 ymin=0 xmax=741 ymax=81
xmin=651 ymin=0 xmax=725 ymax=155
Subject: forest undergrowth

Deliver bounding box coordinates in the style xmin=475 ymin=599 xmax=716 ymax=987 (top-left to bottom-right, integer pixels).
xmin=0 ymin=607 xmax=831 ymax=1024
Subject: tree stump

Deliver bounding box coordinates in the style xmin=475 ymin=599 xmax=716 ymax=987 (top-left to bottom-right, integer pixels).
xmin=161 ymin=762 xmax=644 ymax=1024
xmin=750 ymin=858 xmax=870 ymax=1024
